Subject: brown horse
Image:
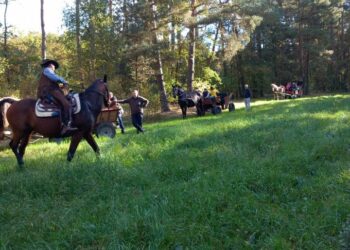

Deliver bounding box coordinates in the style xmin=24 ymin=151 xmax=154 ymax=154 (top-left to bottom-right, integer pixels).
xmin=0 ymin=78 xmax=109 ymax=166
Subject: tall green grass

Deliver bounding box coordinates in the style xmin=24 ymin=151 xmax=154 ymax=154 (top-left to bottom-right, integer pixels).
xmin=0 ymin=95 xmax=349 ymax=249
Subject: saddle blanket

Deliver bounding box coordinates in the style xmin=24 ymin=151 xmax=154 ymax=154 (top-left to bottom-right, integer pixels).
xmin=35 ymin=93 xmax=81 ymax=117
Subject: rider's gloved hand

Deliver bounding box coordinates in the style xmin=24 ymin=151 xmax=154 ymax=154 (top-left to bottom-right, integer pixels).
xmin=58 ymin=81 xmax=68 ymax=88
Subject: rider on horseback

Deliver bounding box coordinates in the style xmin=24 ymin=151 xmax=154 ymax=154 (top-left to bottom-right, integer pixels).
xmin=37 ymin=59 xmax=77 ymax=134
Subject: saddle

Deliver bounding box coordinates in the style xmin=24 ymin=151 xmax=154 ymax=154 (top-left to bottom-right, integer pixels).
xmin=35 ymin=93 xmax=81 ymax=117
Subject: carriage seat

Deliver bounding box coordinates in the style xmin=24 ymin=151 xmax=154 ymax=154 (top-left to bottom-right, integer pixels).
xmin=35 ymin=93 xmax=81 ymax=117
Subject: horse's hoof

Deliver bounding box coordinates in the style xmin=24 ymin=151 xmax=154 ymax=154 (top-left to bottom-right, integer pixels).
xmin=67 ymin=153 xmax=74 ymax=162
xmin=17 ymin=160 xmax=24 ymax=167
xmin=96 ymin=151 xmax=101 ymax=159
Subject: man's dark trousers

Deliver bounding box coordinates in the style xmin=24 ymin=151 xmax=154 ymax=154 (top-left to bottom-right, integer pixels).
xmin=132 ymin=113 xmax=144 ymax=133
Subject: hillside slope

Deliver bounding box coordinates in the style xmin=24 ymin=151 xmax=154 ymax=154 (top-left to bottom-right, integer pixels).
xmin=0 ymin=95 xmax=349 ymax=249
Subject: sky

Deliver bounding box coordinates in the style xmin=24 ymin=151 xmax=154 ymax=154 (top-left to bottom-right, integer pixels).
xmin=0 ymin=0 xmax=74 ymax=34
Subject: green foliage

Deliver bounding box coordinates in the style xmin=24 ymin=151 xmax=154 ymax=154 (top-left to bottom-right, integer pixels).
xmin=2 ymin=0 xmax=350 ymax=105
xmin=202 ymin=67 xmax=222 ymax=87
xmin=0 ymin=95 xmax=349 ymax=248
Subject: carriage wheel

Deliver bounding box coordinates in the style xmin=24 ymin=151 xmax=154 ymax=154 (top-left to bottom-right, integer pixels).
xmin=96 ymin=122 xmax=116 ymax=138
xmin=211 ymin=106 xmax=222 ymax=115
xmin=228 ymin=103 xmax=235 ymax=112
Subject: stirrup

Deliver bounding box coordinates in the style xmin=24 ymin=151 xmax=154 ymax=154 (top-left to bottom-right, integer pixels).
xmin=61 ymin=124 xmax=77 ymax=135
xmin=67 ymin=121 xmax=78 ymax=130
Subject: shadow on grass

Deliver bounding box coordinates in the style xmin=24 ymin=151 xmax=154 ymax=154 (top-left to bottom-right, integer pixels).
xmin=1 ymin=94 xmax=350 ymax=249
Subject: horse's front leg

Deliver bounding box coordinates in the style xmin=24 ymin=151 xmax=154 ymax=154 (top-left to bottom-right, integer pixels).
xmin=180 ymin=103 xmax=187 ymax=119
xmin=83 ymin=132 xmax=100 ymax=158
xmin=18 ymin=132 xmax=31 ymax=162
xmin=182 ymin=105 xmax=187 ymax=119
xmin=67 ymin=132 xmax=84 ymax=161
xmin=9 ymin=132 xmax=24 ymax=166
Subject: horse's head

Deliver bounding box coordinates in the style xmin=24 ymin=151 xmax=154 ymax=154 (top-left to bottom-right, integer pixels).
xmin=172 ymin=85 xmax=178 ymax=98
xmin=85 ymin=77 xmax=110 ymax=107
xmin=172 ymin=85 xmax=185 ymax=99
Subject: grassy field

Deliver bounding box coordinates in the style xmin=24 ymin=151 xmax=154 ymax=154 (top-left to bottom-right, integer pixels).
xmin=0 ymin=95 xmax=349 ymax=249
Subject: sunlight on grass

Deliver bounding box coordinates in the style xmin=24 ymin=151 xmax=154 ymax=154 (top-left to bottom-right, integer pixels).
xmin=340 ymin=169 xmax=350 ymax=182
xmin=1 ymin=94 xmax=350 ymax=249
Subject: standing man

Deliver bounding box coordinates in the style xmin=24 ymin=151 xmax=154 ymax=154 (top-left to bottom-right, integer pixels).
xmin=37 ymin=59 xmax=77 ymax=134
xmin=244 ymin=84 xmax=251 ymax=111
xmin=108 ymin=92 xmax=125 ymax=134
xmin=117 ymin=90 xmax=149 ymax=133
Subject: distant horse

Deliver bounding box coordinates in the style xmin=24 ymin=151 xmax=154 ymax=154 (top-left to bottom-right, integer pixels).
xmin=0 ymin=77 xmax=109 ymax=165
xmin=271 ymin=83 xmax=285 ymax=100
xmin=0 ymin=97 xmax=19 ymax=140
xmin=172 ymin=85 xmax=202 ymax=119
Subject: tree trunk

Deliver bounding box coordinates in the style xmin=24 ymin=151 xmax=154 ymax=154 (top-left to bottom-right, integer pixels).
xmin=150 ymin=0 xmax=170 ymax=112
xmin=170 ymin=17 xmax=176 ymax=51
xmin=76 ymin=0 xmax=83 ymax=87
xmin=3 ymin=0 xmax=10 ymax=85
xmin=108 ymin=0 xmax=113 ymax=17
xmin=339 ymin=9 xmax=346 ymax=90
xmin=40 ymin=0 xmax=46 ymax=60
xmin=175 ymin=28 xmax=183 ymax=84
xmin=207 ymin=22 xmax=221 ymax=65
xmin=297 ymin=0 xmax=307 ymax=94
xmin=237 ymin=53 xmax=245 ymax=97
xmin=88 ymin=0 xmax=96 ymax=81
xmin=187 ymin=0 xmax=196 ymax=92
xmin=122 ymin=0 xmax=128 ymax=34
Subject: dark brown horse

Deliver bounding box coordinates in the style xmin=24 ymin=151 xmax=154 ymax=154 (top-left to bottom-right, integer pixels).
xmin=0 ymin=78 xmax=109 ymax=165
xmin=172 ymin=85 xmax=202 ymax=118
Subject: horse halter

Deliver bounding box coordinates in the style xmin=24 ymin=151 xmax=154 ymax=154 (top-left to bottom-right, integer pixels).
xmin=96 ymin=81 xmax=109 ymax=107
xmin=103 ymin=84 xmax=110 ymax=107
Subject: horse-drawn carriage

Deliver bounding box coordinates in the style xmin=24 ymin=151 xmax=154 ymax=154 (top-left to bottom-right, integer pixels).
xmin=199 ymin=96 xmax=221 ymax=115
xmin=95 ymin=107 xmax=120 ymax=138
xmin=271 ymin=81 xmax=303 ymax=100
xmin=172 ymin=85 xmax=235 ymax=119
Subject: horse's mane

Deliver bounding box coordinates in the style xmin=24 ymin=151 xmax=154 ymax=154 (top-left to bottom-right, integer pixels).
xmin=84 ymin=79 xmax=104 ymax=93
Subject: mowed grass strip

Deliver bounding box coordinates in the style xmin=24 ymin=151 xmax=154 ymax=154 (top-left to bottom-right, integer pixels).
xmin=0 ymin=95 xmax=349 ymax=249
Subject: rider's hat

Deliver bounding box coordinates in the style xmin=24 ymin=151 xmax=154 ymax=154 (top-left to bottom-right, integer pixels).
xmin=41 ymin=59 xmax=59 ymax=69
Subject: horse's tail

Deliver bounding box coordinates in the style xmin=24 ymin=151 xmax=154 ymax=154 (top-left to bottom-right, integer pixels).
xmin=0 ymin=97 xmax=18 ymax=140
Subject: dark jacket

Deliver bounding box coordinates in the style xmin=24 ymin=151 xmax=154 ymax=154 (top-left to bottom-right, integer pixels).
xmin=118 ymin=96 xmax=149 ymax=115
xmin=244 ymin=89 xmax=251 ymax=98
xmin=37 ymin=73 xmax=61 ymax=99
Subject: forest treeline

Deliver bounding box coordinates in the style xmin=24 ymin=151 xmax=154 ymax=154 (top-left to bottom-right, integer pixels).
xmin=1 ymin=0 xmax=350 ymax=112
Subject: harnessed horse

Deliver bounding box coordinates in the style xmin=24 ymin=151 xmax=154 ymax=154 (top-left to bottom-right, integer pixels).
xmin=271 ymin=83 xmax=286 ymax=100
xmin=172 ymin=85 xmax=202 ymax=119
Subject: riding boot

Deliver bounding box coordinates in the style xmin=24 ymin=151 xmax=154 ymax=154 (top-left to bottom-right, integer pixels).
xmin=61 ymin=109 xmax=77 ymax=135
xmin=67 ymin=108 xmax=77 ymax=129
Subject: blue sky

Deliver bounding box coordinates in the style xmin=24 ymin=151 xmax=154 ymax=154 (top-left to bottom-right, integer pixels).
xmin=0 ymin=0 xmax=74 ymax=34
